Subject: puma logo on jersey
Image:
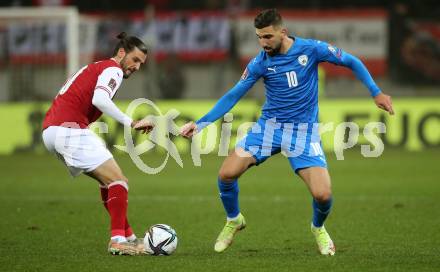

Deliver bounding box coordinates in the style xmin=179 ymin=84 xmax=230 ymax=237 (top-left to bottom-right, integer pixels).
xmin=267 ymin=67 xmax=277 ymax=73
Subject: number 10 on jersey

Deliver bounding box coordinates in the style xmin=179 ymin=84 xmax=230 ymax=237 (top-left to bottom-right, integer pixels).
xmin=286 ymin=71 xmax=298 ymax=88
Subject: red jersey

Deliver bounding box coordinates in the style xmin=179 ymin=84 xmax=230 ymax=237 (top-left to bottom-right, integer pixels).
xmin=43 ymin=59 xmax=123 ymax=129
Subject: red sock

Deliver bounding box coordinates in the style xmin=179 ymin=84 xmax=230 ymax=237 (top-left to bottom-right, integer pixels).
xmin=100 ymin=185 xmax=134 ymax=238
xmin=107 ymin=181 xmax=129 ymax=238
xmin=125 ymin=224 xmax=134 ymax=237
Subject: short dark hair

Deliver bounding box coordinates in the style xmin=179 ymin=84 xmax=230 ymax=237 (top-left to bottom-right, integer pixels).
xmin=112 ymin=32 xmax=148 ymax=56
xmin=254 ymin=9 xmax=283 ymax=29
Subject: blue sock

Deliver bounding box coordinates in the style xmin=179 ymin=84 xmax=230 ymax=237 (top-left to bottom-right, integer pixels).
xmin=218 ymin=178 xmax=240 ymax=219
xmin=312 ymin=197 xmax=333 ymax=227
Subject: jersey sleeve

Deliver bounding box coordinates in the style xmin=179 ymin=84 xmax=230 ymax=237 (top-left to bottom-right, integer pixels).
xmin=195 ymin=58 xmax=262 ymax=131
xmin=314 ymin=40 xmax=382 ymax=97
xmin=314 ymin=40 xmax=346 ymax=65
xmin=94 ymin=66 xmax=123 ymax=98
xmin=92 ymin=90 xmax=133 ymax=127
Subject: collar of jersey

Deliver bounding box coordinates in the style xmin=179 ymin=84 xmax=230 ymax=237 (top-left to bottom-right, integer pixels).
xmin=285 ymin=36 xmax=299 ymax=55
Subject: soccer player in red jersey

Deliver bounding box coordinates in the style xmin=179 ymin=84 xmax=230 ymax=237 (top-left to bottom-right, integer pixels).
xmin=42 ymin=32 xmax=153 ymax=255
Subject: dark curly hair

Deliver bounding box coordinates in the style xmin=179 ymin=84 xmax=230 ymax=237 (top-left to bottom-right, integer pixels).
xmin=254 ymin=9 xmax=283 ymax=29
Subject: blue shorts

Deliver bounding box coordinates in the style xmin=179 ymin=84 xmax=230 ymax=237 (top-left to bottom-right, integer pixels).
xmin=236 ymin=118 xmax=327 ymax=173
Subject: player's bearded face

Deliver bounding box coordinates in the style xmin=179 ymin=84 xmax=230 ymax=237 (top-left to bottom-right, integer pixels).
xmin=264 ymin=40 xmax=282 ymax=56
xmin=256 ymin=26 xmax=284 ymax=56
xmin=120 ymin=56 xmax=133 ymax=78
xmin=120 ymin=47 xmax=147 ymax=79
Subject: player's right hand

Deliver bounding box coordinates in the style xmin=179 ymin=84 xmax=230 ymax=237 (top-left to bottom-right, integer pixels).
xmin=180 ymin=122 xmax=198 ymax=138
xmin=374 ymin=93 xmax=394 ymax=115
xmin=132 ymin=118 xmax=155 ymax=134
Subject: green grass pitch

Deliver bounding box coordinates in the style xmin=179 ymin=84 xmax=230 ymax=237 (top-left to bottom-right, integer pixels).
xmin=0 ymin=149 xmax=439 ymax=272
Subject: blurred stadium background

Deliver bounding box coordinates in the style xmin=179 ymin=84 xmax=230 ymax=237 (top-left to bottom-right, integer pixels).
xmin=0 ymin=1 xmax=439 ymax=271
xmin=0 ymin=0 xmax=439 ymax=153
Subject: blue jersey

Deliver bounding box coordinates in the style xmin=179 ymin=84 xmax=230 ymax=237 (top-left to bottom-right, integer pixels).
xmin=196 ymin=37 xmax=381 ymax=129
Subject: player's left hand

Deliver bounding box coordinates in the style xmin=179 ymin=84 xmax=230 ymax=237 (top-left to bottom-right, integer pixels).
xmin=132 ymin=118 xmax=155 ymax=134
xmin=374 ymin=93 xmax=394 ymax=115
xmin=180 ymin=122 xmax=198 ymax=138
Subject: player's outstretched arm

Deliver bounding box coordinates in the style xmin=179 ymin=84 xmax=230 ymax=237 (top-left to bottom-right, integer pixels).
xmin=317 ymin=42 xmax=395 ymax=116
xmin=179 ymin=83 xmax=250 ymax=139
xmin=92 ymin=90 xmax=154 ymax=133
xmin=180 ymin=84 xmax=248 ymax=139
xmin=198 ymin=83 xmax=251 ymax=128
xmin=339 ymin=53 xmax=394 ymax=115
xmin=187 ymin=78 xmax=254 ymax=136
xmin=180 ymin=59 xmax=259 ymax=138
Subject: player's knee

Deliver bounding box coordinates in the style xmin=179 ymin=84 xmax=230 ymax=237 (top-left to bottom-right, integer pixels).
xmin=115 ymin=175 xmax=128 ymax=184
xmin=107 ymin=178 xmax=128 ymax=186
xmin=102 ymin=174 xmax=128 ymax=185
xmin=313 ymin=190 xmax=332 ymax=203
xmin=218 ymin=168 xmax=240 ymax=181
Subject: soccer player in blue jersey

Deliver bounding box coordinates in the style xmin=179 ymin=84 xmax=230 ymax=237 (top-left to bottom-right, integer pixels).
xmin=181 ymin=9 xmax=394 ymax=255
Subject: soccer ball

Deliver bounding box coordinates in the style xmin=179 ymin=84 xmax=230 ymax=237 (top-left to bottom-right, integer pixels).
xmin=144 ymin=224 xmax=178 ymax=255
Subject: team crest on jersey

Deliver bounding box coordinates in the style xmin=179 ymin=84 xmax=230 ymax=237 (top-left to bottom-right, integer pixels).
xmin=298 ymin=55 xmax=308 ymax=66
xmin=241 ymin=68 xmax=248 ymax=80
xmin=108 ymin=78 xmax=117 ymax=91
